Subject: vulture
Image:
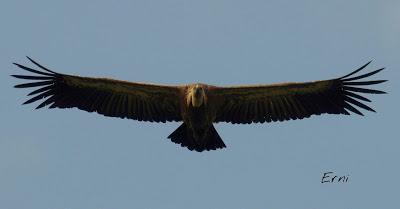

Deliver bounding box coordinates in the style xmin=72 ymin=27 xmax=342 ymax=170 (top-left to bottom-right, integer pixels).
xmin=12 ymin=57 xmax=386 ymax=152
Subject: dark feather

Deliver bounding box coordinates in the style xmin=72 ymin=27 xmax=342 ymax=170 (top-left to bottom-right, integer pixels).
xmin=23 ymin=90 xmax=54 ymax=105
xmin=256 ymin=101 xmax=266 ymax=122
xmin=27 ymin=85 xmax=53 ymax=96
xmin=343 ymin=96 xmax=375 ymax=112
xmin=343 ymin=80 xmax=387 ymax=86
xmin=343 ymin=102 xmax=364 ymax=116
xmin=26 ymin=56 xmax=59 ymax=74
xmin=11 ymin=75 xmax=53 ymax=80
xmin=343 ymin=86 xmax=386 ymax=94
xmin=341 ymin=68 xmax=384 ymax=81
xmin=268 ymin=100 xmax=278 ymax=122
xmin=15 ymin=81 xmax=54 ymax=88
xmin=13 ymin=63 xmax=54 ymax=76
xmin=36 ymin=95 xmax=56 ymax=109
xmin=343 ymin=91 xmax=371 ymax=102
xmin=338 ymin=61 xmax=371 ymax=79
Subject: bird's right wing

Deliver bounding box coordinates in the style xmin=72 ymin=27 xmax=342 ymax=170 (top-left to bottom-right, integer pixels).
xmin=12 ymin=57 xmax=183 ymax=123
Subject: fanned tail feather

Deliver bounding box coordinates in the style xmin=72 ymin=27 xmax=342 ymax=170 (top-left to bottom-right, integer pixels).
xmin=168 ymin=123 xmax=226 ymax=152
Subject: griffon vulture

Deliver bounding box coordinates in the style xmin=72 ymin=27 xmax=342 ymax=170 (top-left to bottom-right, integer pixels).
xmin=12 ymin=57 xmax=386 ymax=152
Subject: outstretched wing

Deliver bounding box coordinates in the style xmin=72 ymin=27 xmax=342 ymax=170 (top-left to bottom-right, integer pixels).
xmin=12 ymin=57 xmax=183 ymax=122
xmin=209 ymin=62 xmax=387 ymax=124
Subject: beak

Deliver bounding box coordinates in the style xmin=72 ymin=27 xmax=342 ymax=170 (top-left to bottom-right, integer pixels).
xmin=195 ymin=88 xmax=201 ymax=96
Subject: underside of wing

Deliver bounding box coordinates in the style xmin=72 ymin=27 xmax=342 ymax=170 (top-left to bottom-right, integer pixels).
xmin=210 ymin=61 xmax=387 ymax=124
xmin=12 ymin=57 xmax=183 ymax=122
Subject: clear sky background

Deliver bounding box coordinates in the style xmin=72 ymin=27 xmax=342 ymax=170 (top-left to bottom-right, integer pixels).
xmin=0 ymin=0 xmax=398 ymax=209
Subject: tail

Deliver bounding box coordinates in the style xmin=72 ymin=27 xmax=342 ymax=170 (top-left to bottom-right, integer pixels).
xmin=167 ymin=123 xmax=226 ymax=152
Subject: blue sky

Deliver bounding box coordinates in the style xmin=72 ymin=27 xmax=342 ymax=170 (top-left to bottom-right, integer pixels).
xmin=0 ymin=0 xmax=398 ymax=208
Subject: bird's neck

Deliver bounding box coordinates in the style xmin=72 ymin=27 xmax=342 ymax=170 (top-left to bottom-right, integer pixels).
xmin=187 ymin=91 xmax=206 ymax=108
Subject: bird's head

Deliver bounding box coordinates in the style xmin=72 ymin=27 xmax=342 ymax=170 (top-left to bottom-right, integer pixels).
xmin=187 ymin=84 xmax=206 ymax=107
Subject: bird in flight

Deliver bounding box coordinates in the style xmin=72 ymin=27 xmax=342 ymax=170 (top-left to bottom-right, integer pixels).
xmin=12 ymin=57 xmax=386 ymax=152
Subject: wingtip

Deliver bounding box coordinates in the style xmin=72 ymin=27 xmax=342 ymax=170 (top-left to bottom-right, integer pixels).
xmin=26 ymin=56 xmax=34 ymax=63
xmin=339 ymin=61 xmax=373 ymax=80
xmin=35 ymin=104 xmax=45 ymax=109
xmin=364 ymin=60 xmax=372 ymax=68
xmin=375 ymin=89 xmax=387 ymax=94
xmin=355 ymin=111 xmax=364 ymax=116
xmin=13 ymin=62 xmax=22 ymax=67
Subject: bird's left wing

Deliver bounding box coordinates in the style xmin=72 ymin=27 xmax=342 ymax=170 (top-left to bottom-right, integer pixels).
xmin=208 ymin=62 xmax=386 ymax=124
xmin=12 ymin=57 xmax=182 ymax=122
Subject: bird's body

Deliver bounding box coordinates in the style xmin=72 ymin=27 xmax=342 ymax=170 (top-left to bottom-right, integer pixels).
xmin=12 ymin=57 xmax=387 ymax=152
xmin=175 ymin=84 xmax=226 ymax=151
xmin=185 ymin=95 xmax=210 ymax=137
